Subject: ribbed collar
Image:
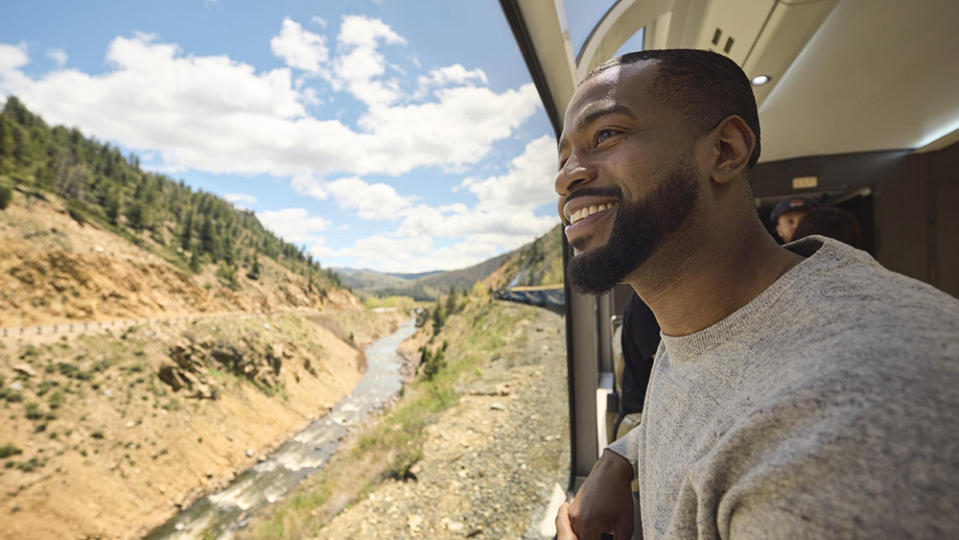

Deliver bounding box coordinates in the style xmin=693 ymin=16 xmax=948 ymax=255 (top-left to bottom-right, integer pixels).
xmin=659 ymin=236 xmax=850 ymax=361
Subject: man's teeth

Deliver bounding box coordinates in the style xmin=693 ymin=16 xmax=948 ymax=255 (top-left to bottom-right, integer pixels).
xmin=569 ymin=203 xmax=617 ymax=225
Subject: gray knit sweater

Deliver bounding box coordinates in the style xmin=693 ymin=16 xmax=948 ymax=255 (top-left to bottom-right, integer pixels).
xmin=608 ymin=236 xmax=959 ymax=539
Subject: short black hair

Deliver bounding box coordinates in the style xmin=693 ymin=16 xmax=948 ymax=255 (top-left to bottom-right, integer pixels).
xmin=792 ymin=207 xmax=862 ymax=248
xmin=585 ymin=49 xmax=761 ymax=167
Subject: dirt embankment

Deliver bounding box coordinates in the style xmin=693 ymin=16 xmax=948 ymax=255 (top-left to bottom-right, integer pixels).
xmin=0 ymin=193 xmax=358 ymax=329
xmin=247 ymin=300 xmax=569 ymax=539
xmin=319 ymin=305 xmax=569 ymax=539
xmin=0 ymin=300 xmax=406 ymax=540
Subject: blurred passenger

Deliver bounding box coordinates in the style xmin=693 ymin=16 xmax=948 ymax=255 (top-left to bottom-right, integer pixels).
xmin=614 ymin=292 xmax=659 ymax=438
xmin=769 ymin=196 xmax=820 ymax=243
xmin=792 ymin=206 xmax=863 ymax=248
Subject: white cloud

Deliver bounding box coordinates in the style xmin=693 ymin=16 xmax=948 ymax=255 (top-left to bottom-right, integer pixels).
xmin=271 ymin=17 xmax=329 ymax=74
xmin=332 ymin=15 xmax=405 ymax=106
xmin=0 ymin=43 xmax=31 ymax=93
xmin=310 ymin=134 xmax=560 ymax=271
xmin=0 ymin=28 xmax=540 ymax=179
xmin=311 ymin=16 xmax=328 ymax=28
xmin=417 ymin=64 xmax=487 ymax=90
xmin=46 ymin=48 xmax=68 ymax=68
xmin=224 ymin=192 xmax=256 ymax=207
xmin=356 ymin=84 xmax=540 ymax=173
xmin=338 ymin=15 xmax=404 ymax=48
xmin=290 ymin=173 xmax=328 ymax=200
xmin=461 ymin=134 xmax=557 ymax=211
xmin=326 ymin=176 xmax=412 ymax=219
xmin=313 ymin=229 xmax=556 ymax=273
xmin=257 ymin=208 xmax=329 ymax=245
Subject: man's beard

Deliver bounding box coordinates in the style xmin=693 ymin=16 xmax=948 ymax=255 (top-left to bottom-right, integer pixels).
xmin=567 ymin=159 xmax=701 ymax=294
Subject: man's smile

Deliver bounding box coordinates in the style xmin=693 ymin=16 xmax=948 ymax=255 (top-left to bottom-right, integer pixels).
xmin=563 ymin=200 xmax=618 ymax=248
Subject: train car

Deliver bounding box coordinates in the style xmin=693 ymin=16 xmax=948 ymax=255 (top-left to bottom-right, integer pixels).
xmin=498 ymin=0 xmax=959 ymax=508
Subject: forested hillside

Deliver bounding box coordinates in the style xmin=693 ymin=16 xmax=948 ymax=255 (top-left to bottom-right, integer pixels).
xmin=0 ymin=96 xmax=340 ymax=294
xmin=335 ymin=253 xmax=511 ymax=301
xmin=484 ymin=224 xmax=564 ymax=290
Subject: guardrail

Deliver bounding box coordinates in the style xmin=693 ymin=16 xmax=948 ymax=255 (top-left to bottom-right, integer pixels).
xmin=0 ymin=308 xmax=332 ymax=340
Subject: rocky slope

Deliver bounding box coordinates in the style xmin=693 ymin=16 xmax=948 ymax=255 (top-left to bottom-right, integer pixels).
xmin=483 ymin=224 xmax=563 ymax=291
xmin=320 ymin=305 xmax=569 ymax=539
xmin=246 ymin=300 xmax=570 ymax=539
xmin=0 ymin=308 xmax=405 ymax=539
xmin=0 ymin=191 xmax=358 ymax=329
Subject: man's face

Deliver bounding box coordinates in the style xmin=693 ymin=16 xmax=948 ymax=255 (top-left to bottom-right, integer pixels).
xmin=556 ymin=62 xmax=702 ymax=293
xmin=775 ymin=210 xmax=808 ymax=243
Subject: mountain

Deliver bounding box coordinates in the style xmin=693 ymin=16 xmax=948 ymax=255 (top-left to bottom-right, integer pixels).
xmin=335 ymin=252 xmax=512 ymax=301
xmin=385 ymin=270 xmax=443 ymax=281
xmin=333 ymin=268 xmax=413 ymax=293
xmin=483 ymin=224 xmax=564 ymax=290
xmin=0 ymin=96 xmax=354 ymax=326
xmin=337 ymin=224 xmax=563 ymax=302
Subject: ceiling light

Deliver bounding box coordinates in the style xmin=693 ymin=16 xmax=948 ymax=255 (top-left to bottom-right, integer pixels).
xmin=751 ymin=75 xmax=771 ymax=86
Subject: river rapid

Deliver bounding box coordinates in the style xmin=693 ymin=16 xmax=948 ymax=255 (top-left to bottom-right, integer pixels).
xmin=144 ymin=319 xmax=417 ymax=539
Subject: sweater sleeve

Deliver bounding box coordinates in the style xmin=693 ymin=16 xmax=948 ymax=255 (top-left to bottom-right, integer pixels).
xmin=606 ymin=424 xmax=641 ymax=473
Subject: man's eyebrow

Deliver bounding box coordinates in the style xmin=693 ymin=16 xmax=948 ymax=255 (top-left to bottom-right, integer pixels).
xmin=576 ymin=103 xmax=636 ymax=133
xmin=558 ymin=103 xmax=635 ymax=168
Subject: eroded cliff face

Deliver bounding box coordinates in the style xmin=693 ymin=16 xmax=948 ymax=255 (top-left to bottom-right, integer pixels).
xmin=0 ymin=192 xmax=359 ymax=329
xmin=0 ymin=308 xmax=406 ymax=540
xmin=0 ymin=190 xmax=405 ymax=539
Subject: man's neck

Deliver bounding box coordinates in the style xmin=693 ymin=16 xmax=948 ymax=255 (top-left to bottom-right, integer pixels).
xmin=629 ymin=219 xmax=803 ymax=337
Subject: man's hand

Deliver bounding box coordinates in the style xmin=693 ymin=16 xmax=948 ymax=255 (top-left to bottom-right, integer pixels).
xmin=562 ymin=449 xmax=635 ymax=539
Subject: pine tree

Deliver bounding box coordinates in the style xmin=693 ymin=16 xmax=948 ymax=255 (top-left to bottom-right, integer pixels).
xmin=189 ymin=250 xmax=201 ymax=273
xmin=125 ymin=200 xmax=150 ymax=231
xmin=247 ymin=255 xmax=261 ymax=280
xmin=432 ymin=300 xmax=446 ymax=333
xmin=446 ymin=285 xmax=457 ymax=315
xmin=104 ymin=189 xmax=121 ymax=225
xmin=180 ymin=211 xmax=193 ymax=251
xmin=0 ymin=184 xmax=12 ymax=210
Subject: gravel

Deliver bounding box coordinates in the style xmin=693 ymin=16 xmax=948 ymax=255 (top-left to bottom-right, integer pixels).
xmin=318 ymin=305 xmax=570 ymax=539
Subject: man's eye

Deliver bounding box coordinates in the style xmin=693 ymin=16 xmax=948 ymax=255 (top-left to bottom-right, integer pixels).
xmin=594 ymin=129 xmax=617 ymax=147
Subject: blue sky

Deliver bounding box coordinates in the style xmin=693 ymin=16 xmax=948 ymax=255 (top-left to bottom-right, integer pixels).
xmin=0 ymin=0 xmax=571 ymax=272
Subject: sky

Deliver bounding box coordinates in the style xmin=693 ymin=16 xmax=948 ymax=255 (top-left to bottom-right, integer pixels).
xmin=0 ymin=0 xmax=577 ymax=273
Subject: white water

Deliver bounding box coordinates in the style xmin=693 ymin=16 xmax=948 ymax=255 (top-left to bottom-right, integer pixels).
xmin=145 ymin=319 xmax=417 ymax=539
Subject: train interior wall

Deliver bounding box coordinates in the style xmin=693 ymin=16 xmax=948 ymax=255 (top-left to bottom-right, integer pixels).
xmin=750 ymin=141 xmax=959 ymax=300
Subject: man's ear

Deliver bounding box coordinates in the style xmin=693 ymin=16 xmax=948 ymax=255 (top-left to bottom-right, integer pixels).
xmin=710 ymin=115 xmax=755 ymax=185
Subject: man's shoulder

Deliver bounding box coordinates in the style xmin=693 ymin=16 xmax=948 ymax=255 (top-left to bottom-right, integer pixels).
xmin=787 ymin=237 xmax=959 ymax=335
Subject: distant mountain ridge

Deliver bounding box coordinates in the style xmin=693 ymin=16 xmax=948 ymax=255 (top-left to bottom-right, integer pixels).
xmin=336 ymin=223 xmax=564 ymax=301
xmin=335 ymin=252 xmax=511 ymax=300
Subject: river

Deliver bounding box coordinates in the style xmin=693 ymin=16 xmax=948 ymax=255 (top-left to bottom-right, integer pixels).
xmin=144 ymin=319 xmax=418 ymax=539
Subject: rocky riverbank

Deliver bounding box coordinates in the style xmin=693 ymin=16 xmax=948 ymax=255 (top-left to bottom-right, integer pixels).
xmin=248 ymin=300 xmax=570 ymax=539
xmin=0 ymin=308 xmax=405 ymax=540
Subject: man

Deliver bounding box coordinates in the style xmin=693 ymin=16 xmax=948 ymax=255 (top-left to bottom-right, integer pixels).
xmin=770 ymin=197 xmax=819 ymax=243
xmin=553 ymin=49 xmax=959 ymax=539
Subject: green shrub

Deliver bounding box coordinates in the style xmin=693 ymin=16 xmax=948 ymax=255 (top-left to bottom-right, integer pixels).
xmin=91 ymin=431 xmax=104 ymax=439
xmin=419 ymin=344 xmax=447 ymax=381
xmin=56 ymin=362 xmax=92 ymax=380
xmin=24 ymin=402 xmax=43 ymax=420
xmin=48 ymin=390 xmax=64 ymax=410
xmin=0 ymin=387 xmax=23 ymax=402
xmin=0 ymin=444 xmax=22 ymax=459
xmin=0 ymin=184 xmax=12 ymax=210
xmin=36 ymin=380 xmax=58 ymax=396
xmin=16 ymin=457 xmax=44 ymax=472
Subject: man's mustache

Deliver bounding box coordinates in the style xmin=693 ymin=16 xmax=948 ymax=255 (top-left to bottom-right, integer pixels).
xmin=563 ymin=187 xmax=623 ymax=205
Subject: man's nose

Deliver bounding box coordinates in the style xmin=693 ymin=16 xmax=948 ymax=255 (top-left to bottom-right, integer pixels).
xmin=555 ymin=156 xmax=596 ymax=196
